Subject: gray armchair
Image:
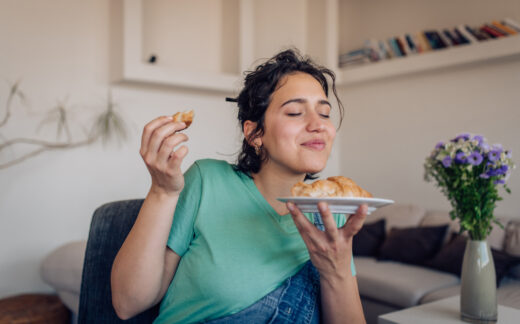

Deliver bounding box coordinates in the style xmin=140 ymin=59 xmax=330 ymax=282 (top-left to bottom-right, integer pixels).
xmin=78 ymin=199 xmax=159 ymax=323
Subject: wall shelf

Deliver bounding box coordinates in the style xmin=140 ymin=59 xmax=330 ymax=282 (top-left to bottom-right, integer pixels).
xmin=338 ymin=35 xmax=520 ymax=86
xmin=121 ymin=0 xmax=520 ymax=90
xmin=121 ymin=0 xmax=337 ymax=93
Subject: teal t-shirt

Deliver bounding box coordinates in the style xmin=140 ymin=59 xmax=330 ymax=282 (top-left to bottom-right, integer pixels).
xmin=154 ymin=159 xmax=355 ymax=324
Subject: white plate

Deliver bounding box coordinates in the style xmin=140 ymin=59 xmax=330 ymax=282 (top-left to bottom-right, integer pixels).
xmin=277 ymin=197 xmax=394 ymax=214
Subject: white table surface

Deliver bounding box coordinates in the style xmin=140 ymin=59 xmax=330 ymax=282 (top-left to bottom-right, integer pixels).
xmin=378 ymin=296 xmax=519 ymax=324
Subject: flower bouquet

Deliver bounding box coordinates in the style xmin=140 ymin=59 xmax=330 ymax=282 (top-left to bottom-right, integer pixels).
xmin=424 ymin=133 xmax=515 ymax=240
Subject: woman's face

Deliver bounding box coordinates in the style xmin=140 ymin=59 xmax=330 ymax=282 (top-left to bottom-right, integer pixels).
xmin=256 ymin=72 xmax=336 ymax=176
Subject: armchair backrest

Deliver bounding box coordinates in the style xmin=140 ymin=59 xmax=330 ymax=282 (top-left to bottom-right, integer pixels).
xmin=78 ymin=199 xmax=160 ymax=323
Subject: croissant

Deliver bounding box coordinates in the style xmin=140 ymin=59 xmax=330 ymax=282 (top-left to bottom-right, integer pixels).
xmin=291 ymin=176 xmax=372 ymax=198
xmin=172 ymin=110 xmax=194 ymax=128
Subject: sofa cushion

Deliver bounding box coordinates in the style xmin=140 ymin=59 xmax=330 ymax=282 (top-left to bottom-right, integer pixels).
xmin=420 ymin=210 xmax=460 ymax=233
xmin=505 ymin=220 xmax=520 ymax=257
xmin=424 ymin=233 xmax=466 ymax=276
xmin=377 ymin=225 xmax=449 ymax=265
xmin=353 ymin=219 xmax=386 ymax=257
xmin=355 ymin=257 xmax=460 ymax=308
xmin=369 ymin=204 xmax=425 ymax=232
xmin=40 ymin=241 xmax=86 ymax=295
xmin=424 ymin=233 xmax=520 ymax=285
xmin=57 ymin=290 xmax=80 ymax=315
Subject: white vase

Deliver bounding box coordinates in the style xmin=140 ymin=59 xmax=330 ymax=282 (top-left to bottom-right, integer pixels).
xmin=460 ymin=239 xmax=497 ymax=323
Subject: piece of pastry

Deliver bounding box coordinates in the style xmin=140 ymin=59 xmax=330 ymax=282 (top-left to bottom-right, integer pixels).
xmin=291 ymin=176 xmax=372 ymax=198
xmin=172 ymin=110 xmax=194 ymax=128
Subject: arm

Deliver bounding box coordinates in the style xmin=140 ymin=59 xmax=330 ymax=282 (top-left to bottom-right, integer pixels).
xmin=288 ymin=202 xmax=367 ymax=324
xmin=111 ymin=116 xmax=189 ymax=319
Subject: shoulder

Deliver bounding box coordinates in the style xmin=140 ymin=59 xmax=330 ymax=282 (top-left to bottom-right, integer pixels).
xmin=193 ymin=159 xmax=233 ymax=171
xmin=192 ymin=159 xmax=241 ymax=177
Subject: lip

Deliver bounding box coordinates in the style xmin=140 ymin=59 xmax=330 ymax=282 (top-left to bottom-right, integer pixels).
xmin=301 ymin=139 xmax=326 ymax=151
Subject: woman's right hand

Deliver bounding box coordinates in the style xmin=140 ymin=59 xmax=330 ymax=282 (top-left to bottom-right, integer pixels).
xmin=140 ymin=115 xmax=189 ymax=197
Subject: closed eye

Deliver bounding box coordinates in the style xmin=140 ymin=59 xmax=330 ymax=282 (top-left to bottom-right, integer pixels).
xmin=287 ymin=113 xmax=302 ymax=116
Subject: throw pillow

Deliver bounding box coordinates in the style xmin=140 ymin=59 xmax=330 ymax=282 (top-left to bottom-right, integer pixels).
xmin=353 ymin=219 xmax=386 ymax=256
xmin=377 ymin=225 xmax=449 ymax=265
xmin=425 ymin=233 xmax=520 ymax=285
xmin=424 ymin=233 xmax=466 ymax=276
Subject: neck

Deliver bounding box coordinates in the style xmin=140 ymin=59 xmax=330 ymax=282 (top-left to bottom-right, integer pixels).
xmin=252 ymin=162 xmax=306 ymax=215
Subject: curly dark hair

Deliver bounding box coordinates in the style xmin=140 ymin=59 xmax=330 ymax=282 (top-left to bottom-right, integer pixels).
xmin=233 ymin=48 xmax=344 ymax=179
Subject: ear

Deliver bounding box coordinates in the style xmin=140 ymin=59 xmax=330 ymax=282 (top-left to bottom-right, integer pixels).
xmin=243 ymin=120 xmax=262 ymax=147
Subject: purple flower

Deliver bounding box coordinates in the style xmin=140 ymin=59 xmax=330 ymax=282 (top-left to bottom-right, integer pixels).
xmin=455 ymin=152 xmax=467 ymax=164
xmin=435 ymin=141 xmax=444 ymax=150
xmin=505 ymin=150 xmax=512 ymax=158
xmin=442 ymin=156 xmax=452 ymax=167
xmin=480 ymin=173 xmax=490 ymax=179
xmin=452 ymin=133 xmax=471 ymax=142
xmin=486 ymin=166 xmax=508 ymax=177
xmin=473 ymin=135 xmax=485 ymax=146
xmin=467 ymin=152 xmax=483 ymax=166
xmin=494 ymin=179 xmax=506 ymax=185
xmin=488 ymin=150 xmax=501 ymax=162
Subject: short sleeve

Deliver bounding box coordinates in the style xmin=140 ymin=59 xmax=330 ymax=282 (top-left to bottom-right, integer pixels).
xmin=167 ymin=162 xmax=202 ymax=256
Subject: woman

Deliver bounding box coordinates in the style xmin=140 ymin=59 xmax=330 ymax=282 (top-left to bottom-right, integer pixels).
xmin=111 ymin=49 xmax=367 ymax=323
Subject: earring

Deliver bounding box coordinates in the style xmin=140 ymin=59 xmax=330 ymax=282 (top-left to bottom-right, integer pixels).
xmin=254 ymin=145 xmax=262 ymax=156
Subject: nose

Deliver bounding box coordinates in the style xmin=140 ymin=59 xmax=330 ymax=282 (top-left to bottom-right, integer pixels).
xmin=306 ymin=111 xmax=325 ymax=132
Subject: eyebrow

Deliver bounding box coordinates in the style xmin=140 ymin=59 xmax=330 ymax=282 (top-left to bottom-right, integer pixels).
xmin=281 ymin=98 xmax=331 ymax=107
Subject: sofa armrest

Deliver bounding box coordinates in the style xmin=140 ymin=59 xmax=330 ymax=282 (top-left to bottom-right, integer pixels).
xmin=40 ymin=240 xmax=86 ymax=314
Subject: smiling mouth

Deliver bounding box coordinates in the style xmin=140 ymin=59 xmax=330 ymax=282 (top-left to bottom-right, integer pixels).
xmin=302 ymin=140 xmax=326 ymax=151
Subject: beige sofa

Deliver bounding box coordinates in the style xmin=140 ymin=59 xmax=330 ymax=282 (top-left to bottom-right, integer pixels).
xmin=355 ymin=204 xmax=520 ymax=324
xmin=40 ymin=204 xmax=520 ymax=323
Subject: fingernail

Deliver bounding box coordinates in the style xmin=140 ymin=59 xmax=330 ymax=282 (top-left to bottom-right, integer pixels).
xmin=287 ymin=202 xmax=294 ymax=212
xmin=318 ymin=202 xmax=327 ymax=212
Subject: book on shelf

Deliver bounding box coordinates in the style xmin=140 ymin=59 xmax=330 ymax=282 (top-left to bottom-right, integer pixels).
xmin=416 ymin=32 xmax=432 ymax=52
xmin=338 ymin=17 xmax=520 ymax=69
xmin=398 ymin=35 xmax=412 ymax=55
xmin=486 ymin=24 xmax=509 ymax=37
xmin=456 ymin=25 xmax=478 ymax=43
xmin=437 ymin=30 xmax=454 ymax=47
xmin=442 ymin=29 xmax=460 ymax=46
xmin=405 ymin=34 xmax=418 ymax=54
xmin=492 ymin=21 xmax=518 ymax=35
xmin=480 ymin=25 xmax=501 ymax=38
xmin=389 ymin=38 xmax=404 ymax=57
xmin=424 ymin=31 xmax=448 ymax=49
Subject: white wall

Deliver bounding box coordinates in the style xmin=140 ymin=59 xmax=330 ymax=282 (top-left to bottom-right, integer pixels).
xmin=0 ymin=0 xmax=244 ymax=298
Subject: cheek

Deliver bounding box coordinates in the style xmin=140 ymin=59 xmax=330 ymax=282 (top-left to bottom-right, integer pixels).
xmin=327 ymin=124 xmax=337 ymax=142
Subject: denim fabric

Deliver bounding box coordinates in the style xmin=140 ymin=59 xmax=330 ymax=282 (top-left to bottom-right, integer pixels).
xmin=204 ymin=261 xmax=321 ymax=324
xmin=313 ymin=212 xmax=325 ymax=231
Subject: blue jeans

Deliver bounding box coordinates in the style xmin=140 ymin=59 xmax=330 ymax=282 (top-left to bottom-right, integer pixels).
xmin=204 ymin=261 xmax=321 ymax=324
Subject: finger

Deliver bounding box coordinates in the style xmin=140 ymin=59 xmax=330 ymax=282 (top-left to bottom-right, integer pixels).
xmin=147 ymin=121 xmax=187 ymax=157
xmin=341 ymin=204 xmax=368 ymax=239
xmin=168 ymin=145 xmax=189 ymax=170
xmin=287 ymin=203 xmax=325 ymax=249
xmin=287 ymin=202 xmax=318 ymax=239
xmin=157 ymin=133 xmax=189 ymax=165
xmin=141 ymin=116 xmax=173 ymax=154
xmin=318 ymin=202 xmax=339 ymax=241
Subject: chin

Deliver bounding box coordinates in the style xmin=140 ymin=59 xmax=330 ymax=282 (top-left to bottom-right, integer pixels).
xmin=300 ymin=161 xmax=327 ymax=174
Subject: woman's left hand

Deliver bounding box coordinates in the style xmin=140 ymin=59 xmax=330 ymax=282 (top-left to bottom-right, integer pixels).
xmin=287 ymin=201 xmax=367 ymax=281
